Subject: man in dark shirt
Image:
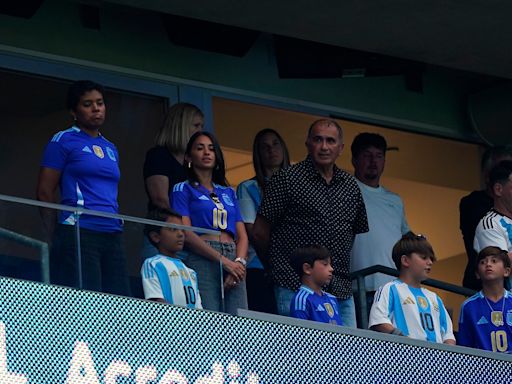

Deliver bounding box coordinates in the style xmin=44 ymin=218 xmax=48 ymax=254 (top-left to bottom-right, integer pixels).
xmin=460 ymin=146 xmax=512 ymax=290
xmin=253 ymin=119 xmax=368 ymax=327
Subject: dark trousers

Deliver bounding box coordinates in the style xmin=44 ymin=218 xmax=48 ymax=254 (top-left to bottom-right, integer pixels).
xmin=50 ymin=224 xmax=130 ymax=296
xmin=246 ymin=268 xmax=277 ymax=314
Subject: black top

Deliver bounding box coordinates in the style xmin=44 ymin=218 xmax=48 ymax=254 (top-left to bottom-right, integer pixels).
xmin=258 ymin=155 xmax=369 ymax=299
xmin=143 ymin=146 xmax=186 ymax=210
xmin=459 ymin=189 xmax=493 ymax=290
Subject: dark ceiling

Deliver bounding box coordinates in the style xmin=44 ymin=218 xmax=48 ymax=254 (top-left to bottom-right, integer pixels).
xmin=97 ymin=0 xmax=512 ymax=79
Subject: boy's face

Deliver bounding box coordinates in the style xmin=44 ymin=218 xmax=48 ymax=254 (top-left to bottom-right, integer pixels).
xmin=477 ymin=255 xmax=511 ymax=282
xmin=151 ymin=216 xmax=185 ymax=256
xmin=308 ymin=258 xmax=334 ymax=287
xmin=402 ymin=252 xmax=433 ymax=282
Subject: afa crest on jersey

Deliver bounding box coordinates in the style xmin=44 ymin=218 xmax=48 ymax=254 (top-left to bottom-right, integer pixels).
xmin=417 ymin=296 xmax=428 ymax=310
xmin=324 ymin=303 xmax=334 ymax=318
xmin=222 ymin=193 xmax=235 ymax=206
xmin=92 ymin=145 xmax=104 ymax=159
xmin=180 ymin=269 xmax=189 ymax=280
xmin=507 ymin=310 xmax=512 ymax=326
xmin=491 ymin=311 xmax=504 ymax=327
xmin=106 ymin=147 xmax=117 ymax=161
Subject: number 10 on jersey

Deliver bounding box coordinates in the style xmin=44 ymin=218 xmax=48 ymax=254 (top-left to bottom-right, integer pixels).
xmin=213 ymin=208 xmax=227 ymax=230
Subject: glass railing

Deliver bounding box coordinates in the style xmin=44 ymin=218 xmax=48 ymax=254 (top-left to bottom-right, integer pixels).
xmin=0 ymin=194 xmax=236 ymax=312
xmin=1 ymin=193 xmax=475 ymax=325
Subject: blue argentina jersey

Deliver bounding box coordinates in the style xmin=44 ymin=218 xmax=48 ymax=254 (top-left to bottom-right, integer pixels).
xmin=290 ymin=285 xmax=343 ymax=326
xmin=369 ymin=280 xmax=454 ymax=343
xmin=141 ymin=254 xmax=202 ymax=309
xmin=172 ymin=181 xmax=243 ymax=238
xmin=41 ymin=126 xmax=122 ymax=232
xmin=458 ymin=290 xmax=512 ymax=353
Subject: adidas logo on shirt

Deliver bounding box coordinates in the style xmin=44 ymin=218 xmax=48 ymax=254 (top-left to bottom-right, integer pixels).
xmin=316 ymin=304 xmax=326 ymax=312
xmin=82 ymin=146 xmax=92 ymax=153
xmin=477 ymin=316 xmax=489 ymax=325
xmin=198 ymin=195 xmax=210 ymax=200
xmin=402 ymin=297 xmax=415 ymax=305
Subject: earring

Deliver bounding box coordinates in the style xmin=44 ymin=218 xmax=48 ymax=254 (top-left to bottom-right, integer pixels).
xmin=188 ymin=162 xmax=192 ymax=169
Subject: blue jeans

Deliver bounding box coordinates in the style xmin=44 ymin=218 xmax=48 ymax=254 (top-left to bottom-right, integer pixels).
xmin=184 ymin=240 xmax=248 ymax=315
xmin=50 ymin=224 xmax=130 ymax=296
xmin=274 ymin=285 xmax=357 ymax=328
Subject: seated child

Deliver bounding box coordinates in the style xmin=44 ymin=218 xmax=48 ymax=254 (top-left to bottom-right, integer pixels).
xmin=369 ymin=233 xmax=455 ymax=344
xmin=289 ymin=245 xmax=343 ymax=326
xmin=458 ymin=246 xmax=512 ymax=353
xmin=141 ymin=208 xmax=202 ymax=309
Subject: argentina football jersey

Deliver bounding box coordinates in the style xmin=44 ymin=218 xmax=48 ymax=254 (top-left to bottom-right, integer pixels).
xmin=459 ymin=290 xmax=512 ymax=353
xmin=290 ymin=285 xmax=343 ymax=326
xmin=369 ymin=280 xmax=454 ymax=343
xmin=172 ymin=181 xmax=242 ymax=237
xmin=141 ymin=255 xmax=202 ymax=309
xmin=41 ymin=126 xmax=122 ymax=232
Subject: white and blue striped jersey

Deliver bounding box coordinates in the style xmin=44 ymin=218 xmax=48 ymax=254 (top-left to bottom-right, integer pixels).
xmin=141 ymin=254 xmax=202 ymax=309
xmin=369 ymin=280 xmax=454 ymax=343
xmin=474 ymin=209 xmax=512 ymax=254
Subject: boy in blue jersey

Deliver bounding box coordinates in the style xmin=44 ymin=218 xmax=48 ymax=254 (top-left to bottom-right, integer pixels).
xmin=141 ymin=208 xmax=202 ymax=309
xmin=458 ymin=246 xmax=512 ymax=353
xmin=289 ymin=245 xmax=343 ymax=326
xmin=369 ymin=233 xmax=455 ymax=344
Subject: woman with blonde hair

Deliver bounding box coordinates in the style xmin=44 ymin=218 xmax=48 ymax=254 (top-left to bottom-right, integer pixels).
xmin=143 ymin=102 xmax=204 ymax=210
xmin=142 ymin=102 xmax=203 ymax=258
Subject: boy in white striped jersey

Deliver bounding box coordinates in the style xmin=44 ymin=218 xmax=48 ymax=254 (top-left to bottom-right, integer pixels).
xmin=141 ymin=208 xmax=202 ymax=309
xmin=369 ymin=233 xmax=455 ymax=344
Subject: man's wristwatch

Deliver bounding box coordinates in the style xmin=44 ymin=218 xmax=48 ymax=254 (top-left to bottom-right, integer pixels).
xmin=234 ymin=257 xmax=247 ymax=267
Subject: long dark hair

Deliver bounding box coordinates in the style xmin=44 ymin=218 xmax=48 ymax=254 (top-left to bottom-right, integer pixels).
xmin=253 ymin=128 xmax=290 ymax=191
xmin=184 ymin=131 xmax=228 ymax=186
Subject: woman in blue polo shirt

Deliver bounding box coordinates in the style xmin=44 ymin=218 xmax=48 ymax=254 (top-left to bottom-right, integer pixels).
xmin=172 ymin=131 xmax=248 ymax=314
xmin=37 ymin=80 xmax=130 ymax=296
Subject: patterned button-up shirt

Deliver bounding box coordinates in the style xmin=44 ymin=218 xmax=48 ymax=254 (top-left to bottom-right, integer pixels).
xmin=259 ymin=155 xmax=368 ymax=299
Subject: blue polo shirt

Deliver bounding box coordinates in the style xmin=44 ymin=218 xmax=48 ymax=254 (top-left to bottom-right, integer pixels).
xmin=41 ymin=126 xmax=122 ymax=233
xmin=172 ymin=181 xmax=242 ymax=238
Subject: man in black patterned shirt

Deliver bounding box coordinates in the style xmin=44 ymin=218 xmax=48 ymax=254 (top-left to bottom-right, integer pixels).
xmin=253 ymin=119 xmax=368 ymax=327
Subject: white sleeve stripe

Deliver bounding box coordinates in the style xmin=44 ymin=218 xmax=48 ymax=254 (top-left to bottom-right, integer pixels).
xmin=294 ymin=290 xmax=309 ymax=311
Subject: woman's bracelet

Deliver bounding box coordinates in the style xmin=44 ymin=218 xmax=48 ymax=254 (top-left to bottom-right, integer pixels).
xmin=234 ymin=257 xmax=247 ymax=267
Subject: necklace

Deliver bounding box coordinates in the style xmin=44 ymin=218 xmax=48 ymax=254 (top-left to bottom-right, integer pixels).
xmin=484 ymin=291 xmax=506 ymax=327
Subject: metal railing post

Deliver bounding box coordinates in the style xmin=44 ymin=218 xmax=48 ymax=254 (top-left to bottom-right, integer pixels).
xmin=74 ymin=212 xmax=83 ymax=290
xmin=356 ymin=275 xmax=368 ymax=329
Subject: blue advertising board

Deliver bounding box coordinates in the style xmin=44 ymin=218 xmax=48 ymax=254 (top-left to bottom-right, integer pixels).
xmin=0 ymin=277 xmax=511 ymax=383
